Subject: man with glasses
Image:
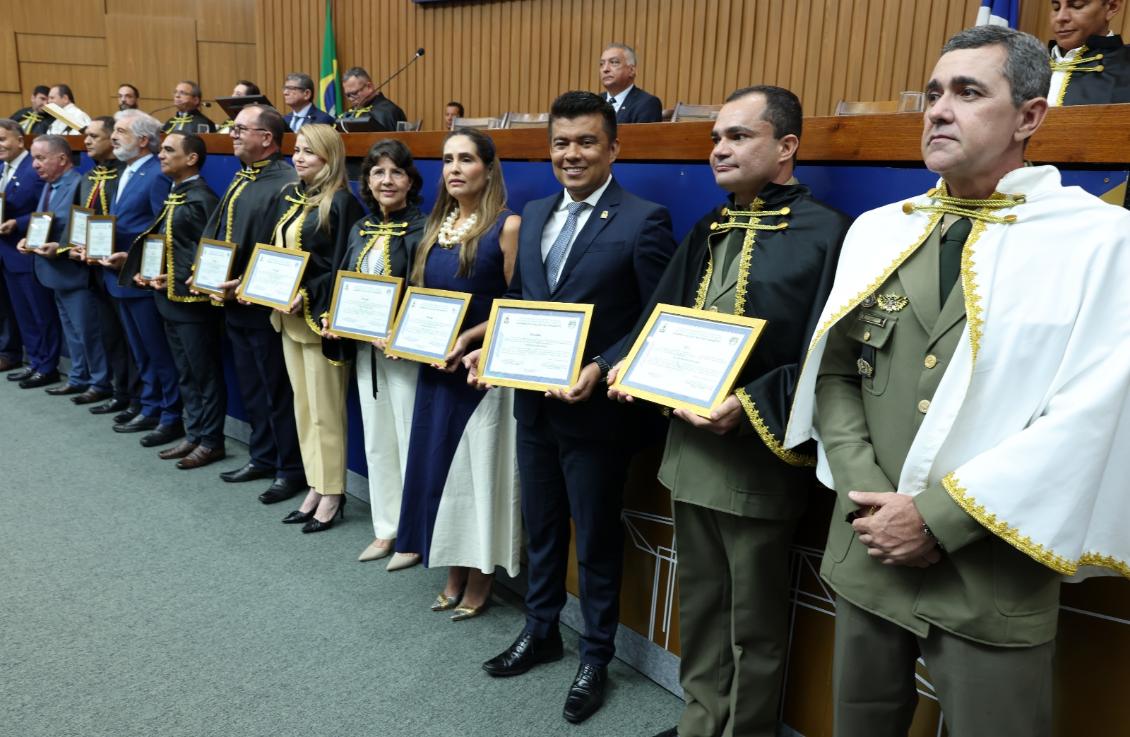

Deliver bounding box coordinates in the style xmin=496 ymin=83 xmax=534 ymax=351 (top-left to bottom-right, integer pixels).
xmin=338 ymin=67 xmax=407 ymax=131
xmin=281 ymin=73 xmax=335 ymax=133
xmin=163 ymin=81 xmax=215 ymax=134
xmin=201 ymin=104 xmax=305 ymax=504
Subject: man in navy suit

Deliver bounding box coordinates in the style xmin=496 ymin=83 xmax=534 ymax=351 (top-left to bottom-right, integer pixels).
xmin=20 ymin=135 xmax=111 ymax=404
xmin=99 ymin=110 xmax=183 ymax=448
xmin=600 ymin=44 xmax=663 ymax=124
xmin=0 ymin=118 xmax=58 ymax=388
xmin=469 ymin=91 xmax=676 ymax=724
xmin=281 ymin=73 xmax=336 ymax=132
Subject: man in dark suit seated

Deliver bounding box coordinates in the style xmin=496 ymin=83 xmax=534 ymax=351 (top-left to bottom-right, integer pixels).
xmin=11 ymin=85 xmax=51 ymax=135
xmin=468 ymin=90 xmax=677 ymax=724
xmin=20 ymin=135 xmax=112 ymax=405
xmin=338 ymin=67 xmax=407 ymax=131
xmin=1047 ymin=0 xmax=1130 ymax=105
xmin=163 ymin=81 xmax=215 ymax=134
xmin=600 ymin=43 xmax=663 ymax=123
xmin=0 ymin=118 xmax=57 ymax=388
xmin=281 ymin=72 xmax=336 ymax=133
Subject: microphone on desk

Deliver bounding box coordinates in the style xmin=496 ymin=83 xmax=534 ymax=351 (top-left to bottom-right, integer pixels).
xmin=375 ymin=48 xmax=426 ymax=91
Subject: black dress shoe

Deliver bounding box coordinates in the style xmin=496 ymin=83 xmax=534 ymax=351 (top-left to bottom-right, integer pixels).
xmin=301 ymin=496 xmax=346 ymax=533
xmin=258 ymin=477 xmax=308 ymax=504
xmin=220 ymin=462 xmax=275 ymax=483
xmin=73 ymin=388 xmax=113 ymax=405
xmin=19 ymin=371 xmax=61 ymax=389
xmin=46 ymin=383 xmax=87 ymax=396
xmin=90 ymin=398 xmax=130 ymax=415
xmin=7 ymin=367 xmax=33 ymax=382
xmin=482 ymin=631 xmax=564 ymax=677
xmin=563 ymin=663 xmax=608 ymax=724
xmin=282 ymin=508 xmax=316 ymax=524
xmin=140 ymin=421 xmax=186 ymax=447
xmin=113 ymin=413 xmax=160 ymax=433
xmin=113 ymin=408 xmax=140 ymax=424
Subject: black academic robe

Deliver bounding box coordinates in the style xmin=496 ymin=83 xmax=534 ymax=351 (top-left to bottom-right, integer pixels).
xmin=269 ymin=183 xmax=364 ymax=360
xmin=76 ymin=161 xmax=122 ymax=216
xmin=1051 ymin=34 xmax=1130 ymax=105
xmin=338 ymin=92 xmax=407 ymax=131
xmin=163 ymin=109 xmax=216 ymax=133
xmin=10 ymin=107 xmax=51 ymax=135
xmin=120 ymin=177 xmax=220 ymax=322
xmin=202 ymin=154 xmax=298 ymax=329
xmin=612 ymin=182 xmax=849 ymax=460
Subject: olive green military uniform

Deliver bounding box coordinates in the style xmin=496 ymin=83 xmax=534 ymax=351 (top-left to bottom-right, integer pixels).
xmin=815 ymin=219 xmax=1059 ymax=737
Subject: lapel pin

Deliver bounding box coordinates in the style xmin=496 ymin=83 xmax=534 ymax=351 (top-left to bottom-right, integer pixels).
xmin=600 ymin=210 xmax=608 ymax=219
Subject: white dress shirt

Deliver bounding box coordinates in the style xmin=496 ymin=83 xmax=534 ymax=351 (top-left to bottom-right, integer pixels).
xmin=605 ymin=85 xmax=635 ymax=113
xmin=540 ymin=175 xmax=613 ymax=285
xmin=47 ymin=102 xmax=91 ymax=135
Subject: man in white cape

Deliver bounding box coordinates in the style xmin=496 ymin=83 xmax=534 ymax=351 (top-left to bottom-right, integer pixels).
xmin=785 ymin=25 xmax=1130 ymax=737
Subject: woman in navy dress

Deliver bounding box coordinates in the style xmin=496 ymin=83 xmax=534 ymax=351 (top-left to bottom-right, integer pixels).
xmin=394 ymin=128 xmax=521 ymax=620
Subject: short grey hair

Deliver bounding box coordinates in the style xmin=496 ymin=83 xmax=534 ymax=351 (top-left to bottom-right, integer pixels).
xmin=0 ymin=118 xmax=22 ymax=136
xmin=285 ymin=72 xmax=316 ymax=94
xmin=33 ymin=134 xmax=71 ymax=156
xmin=114 ymin=110 xmax=162 ymax=153
xmin=603 ymin=43 xmax=637 ymax=66
xmin=941 ymin=26 xmax=1050 ymax=107
xmin=178 ymin=80 xmax=203 ymax=98
xmin=342 ymin=67 xmax=371 ymax=83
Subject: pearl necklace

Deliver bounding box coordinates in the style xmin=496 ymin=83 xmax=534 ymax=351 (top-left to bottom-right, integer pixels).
xmin=437 ymin=210 xmax=477 ymax=248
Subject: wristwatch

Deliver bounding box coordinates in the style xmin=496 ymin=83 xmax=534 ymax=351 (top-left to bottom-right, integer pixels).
xmin=592 ymin=355 xmax=611 ymax=382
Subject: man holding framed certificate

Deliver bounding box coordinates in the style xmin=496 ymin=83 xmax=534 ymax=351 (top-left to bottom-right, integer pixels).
xmin=608 ymin=86 xmax=849 ymax=737
xmin=121 ymin=132 xmax=225 ymax=470
xmin=469 ymin=92 xmax=677 ymax=725
xmin=199 ymin=103 xmax=305 ymax=503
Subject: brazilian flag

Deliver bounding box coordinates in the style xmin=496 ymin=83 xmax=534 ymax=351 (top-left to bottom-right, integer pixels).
xmin=319 ymin=0 xmax=341 ymax=117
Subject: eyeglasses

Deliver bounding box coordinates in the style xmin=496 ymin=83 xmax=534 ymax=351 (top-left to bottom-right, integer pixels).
xmin=230 ymin=125 xmax=269 ymax=137
xmin=282 ymin=85 xmax=304 ymax=92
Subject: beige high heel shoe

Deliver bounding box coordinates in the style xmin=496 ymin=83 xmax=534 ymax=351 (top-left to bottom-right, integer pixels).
xmin=386 ymin=552 xmax=421 ymax=572
xmin=358 ymin=539 xmax=394 ymax=562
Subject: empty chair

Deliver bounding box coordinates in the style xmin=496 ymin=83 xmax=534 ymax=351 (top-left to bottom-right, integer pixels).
xmin=396 ymin=119 xmax=423 ymax=131
xmin=452 ymin=116 xmax=504 ymax=129
xmin=502 ymin=112 xmax=550 ymax=129
xmin=670 ymin=102 xmax=722 ymax=122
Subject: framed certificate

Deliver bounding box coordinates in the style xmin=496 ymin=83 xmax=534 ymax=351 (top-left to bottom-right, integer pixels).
xmin=611 ymin=303 xmax=767 ymax=417
xmin=86 ymin=215 xmax=116 ymax=259
xmin=478 ymin=299 xmax=594 ymax=392
xmin=235 ymin=243 xmax=310 ymax=310
xmin=69 ymin=206 xmax=92 ymax=248
xmin=326 ymin=271 xmax=404 ymax=342
xmin=385 ymin=287 xmax=472 ymax=364
xmin=26 ymin=212 xmax=52 ymax=248
xmin=140 ymin=235 xmax=165 ymax=280
xmin=191 ymin=238 xmax=237 ymax=297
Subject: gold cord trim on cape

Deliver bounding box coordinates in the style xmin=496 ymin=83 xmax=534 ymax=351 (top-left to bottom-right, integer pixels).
xmin=85 ymin=166 xmax=118 ymax=213
xmin=165 ymin=113 xmax=195 ymax=131
xmin=274 ymin=189 xmax=320 ymax=337
xmin=220 ymin=160 xmax=271 ymax=242
xmin=19 ymin=110 xmax=44 ymax=133
xmin=942 ymin=472 xmax=1130 ymax=579
xmin=694 ymin=200 xmax=790 ymax=314
xmin=347 ymin=105 xmax=373 ymax=117
xmin=960 ymin=219 xmax=988 ymax=363
xmin=158 ymin=192 xmax=208 ymax=303
xmin=1050 ymin=47 xmax=1105 ymax=106
xmin=356 ymin=219 xmax=409 ymax=273
xmin=735 ymin=388 xmax=816 ymax=467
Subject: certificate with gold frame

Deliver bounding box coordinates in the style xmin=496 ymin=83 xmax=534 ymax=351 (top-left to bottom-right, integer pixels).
xmin=385 ymin=287 xmax=472 ymax=364
xmin=326 ymin=271 xmax=404 ymax=342
xmin=610 ymin=303 xmax=766 ymax=417
xmin=478 ymin=299 xmax=594 ymax=392
xmin=235 ymin=243 xmax=310 ymax=310
xmin=69 ymin=206 xmax=93 ymax=248
xmin=85 ymin=215 xmax=116 ymax=260
xmin=26 ymin=212 xmax=53 ymax=248
xmin=191 ymin=238 xmax=237 ymax=297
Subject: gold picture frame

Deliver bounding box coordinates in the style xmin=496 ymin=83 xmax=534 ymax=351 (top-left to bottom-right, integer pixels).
xmin=385 ymin=286 xmax=473 ymax=364
xmin=234 ymin=242 xmax=310 ymax=310
xmin=326 ymin=270 xmax=405 ymax=342
xmin=478 ymin=299 xmax=594 ymax=392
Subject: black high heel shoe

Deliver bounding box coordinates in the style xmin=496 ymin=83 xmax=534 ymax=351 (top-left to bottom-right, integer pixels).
xmin=282 ymin=508 xmax=316 ymax=524
xmin=301 ymin=495 xmax=346 ymax=534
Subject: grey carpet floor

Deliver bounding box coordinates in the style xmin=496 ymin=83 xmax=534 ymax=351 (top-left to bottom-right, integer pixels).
xmin=0 ymin=380 xmax=682 ymax=737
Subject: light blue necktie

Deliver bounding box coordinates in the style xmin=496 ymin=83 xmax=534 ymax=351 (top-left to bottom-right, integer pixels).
xmin=545 ymin=201 xmax=586 ymax=290
xmin=291 ymin=114 xmax=304 ymax=132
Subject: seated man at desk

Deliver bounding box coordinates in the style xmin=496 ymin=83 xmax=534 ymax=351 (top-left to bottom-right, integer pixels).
xmin=338 ymin=67 xmax=407 ymax=131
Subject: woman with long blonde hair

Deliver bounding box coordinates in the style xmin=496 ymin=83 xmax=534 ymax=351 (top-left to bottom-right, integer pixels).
xmin=267 ymin=123 xmax=363 ymax=533
xmin=393 ymin=128 xmax=522 ymax=619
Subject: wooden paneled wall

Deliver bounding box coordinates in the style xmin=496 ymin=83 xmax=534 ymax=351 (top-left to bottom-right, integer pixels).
xmin=0 ymin=0 xmax=256 ymax=125
xmin=255 ymin=0 xmax=1107 ymax=131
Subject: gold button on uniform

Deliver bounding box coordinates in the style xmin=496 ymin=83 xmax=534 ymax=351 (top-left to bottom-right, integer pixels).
xmin=917 ymin=399 xmax=931 ymax=414
xmin=924 ymin=354 xmax=938 ymax=369
xmin=863 ymin=330 xmax=872 ymax=341
xmin=708 ymin=305 xmax=719 ymax=312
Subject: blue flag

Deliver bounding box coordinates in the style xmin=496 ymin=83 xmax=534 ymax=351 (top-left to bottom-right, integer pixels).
xmin=976 ymin=0 xmax=1020 ymax=28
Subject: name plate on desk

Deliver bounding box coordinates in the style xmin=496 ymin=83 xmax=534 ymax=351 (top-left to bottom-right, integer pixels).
xmin=235 ymin=243 xmax=309 ymax=310
xmin=327 ymin=271 xmax=403 ymax=342
xmin=191 ymin=238 xmax=237 ymax=297
xmin=479 ymin=299 xmax=593 ymax=392
xmin=611 ymin=304 xmax=766 ymax=417
xmin=140 ymin=236 xmax=165 ymax=280
xmin=385 ymin=287 xmax=472 ymax=364
xmin=69 ymin=206 xmax=92 ymax=248
xmin=26 ymin=212 xmax=53 ymax=248
xmin=85 ymin=215 xmax=116 ymax=259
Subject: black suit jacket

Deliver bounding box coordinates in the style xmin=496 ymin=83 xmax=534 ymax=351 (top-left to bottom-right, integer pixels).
xmin=284 ymin=107 xmax=336 ymax=130
xmin=338 ymin=92 xmax=407 ymax=132
xmin=607 ymin=86 xmax=663 ymax=124
xmin=507 ymin=177 xmax=677 ymax=439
